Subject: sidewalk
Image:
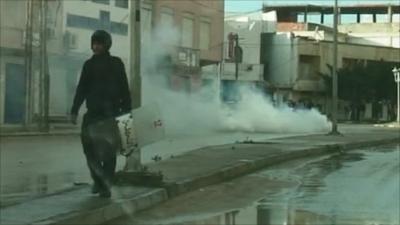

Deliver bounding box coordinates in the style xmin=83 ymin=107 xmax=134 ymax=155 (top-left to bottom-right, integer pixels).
xmin=0 ymin=125 xmax=399 ymax=225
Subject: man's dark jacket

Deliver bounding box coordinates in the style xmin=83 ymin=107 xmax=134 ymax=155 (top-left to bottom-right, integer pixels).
xmin=71 ymin=52 xmax=131 ymax=119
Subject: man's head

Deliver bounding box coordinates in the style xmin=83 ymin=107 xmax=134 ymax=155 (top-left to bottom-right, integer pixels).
xmin=91 ymin=30 xmax=112 ymax=55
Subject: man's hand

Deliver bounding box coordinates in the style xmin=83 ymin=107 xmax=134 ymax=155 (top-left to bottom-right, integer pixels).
xmin=70 ymin=114 xmax=78 ymax=125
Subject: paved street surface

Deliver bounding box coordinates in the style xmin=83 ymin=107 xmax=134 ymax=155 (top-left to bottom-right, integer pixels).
xmin=0 ymin=124 xmax=398 ymax=225
xmin=0 ymin=130 xmax=314 ymax=206
xmin=109 ymin=144 xmax=400 ymax=225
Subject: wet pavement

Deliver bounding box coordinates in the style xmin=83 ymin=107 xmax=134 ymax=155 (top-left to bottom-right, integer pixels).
xmin=0 ymin=131 xmax=307 ymax=207
xmin=108 ymin=144 xmax=400 ymax=225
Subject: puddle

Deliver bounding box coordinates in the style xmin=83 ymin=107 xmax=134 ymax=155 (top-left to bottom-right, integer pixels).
xmin=0 ymin=172 xmax=88 ymax=207
xmin=111 ymin=144 xmax=399 ymax=225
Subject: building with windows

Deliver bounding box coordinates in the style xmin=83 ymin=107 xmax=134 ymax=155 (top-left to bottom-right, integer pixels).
xmin=59 ymin=0 xmax=135 ymax=120
xmin=0 ymin=0 xmax=65 ymax=130
xmin=151 ymin=0 xmax=224 ymax=92
xmin=213 ymin=12 xmax=268 ymax=103
xmin=0 ymin=0 xmax=224 ymax=131
xmin=261 ymin=4 xmax=400 ymax=119
xmin=0 ymin=0 xmax=137 ymax=131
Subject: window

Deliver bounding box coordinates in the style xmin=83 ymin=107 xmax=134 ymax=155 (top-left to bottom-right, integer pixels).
xmin=115 ymin=0 xmax=128 ymax=8
xmin=299 ymin=55 xmax=320 ymax=80
xmin=92 ymin=0 xmax=109 ymax=5
xmin=181 ymin=14 xmax=194 ymax=48
xmin=199 ymin=17 xmax=211 ymax=50
xmin=142 ymin=6 xmax=153 ymax=44
xmin=67 ymin=14 xmax=96 ymax=30
xmin=67 ymin=13 xmax=128 ymax=36
xmin=160 ymin=7 xmax=174 ymax=28
xmin=110 ymin=22 xmax=128 ymax=35
xmin=99 ymin=10 xmax=110 ymax=30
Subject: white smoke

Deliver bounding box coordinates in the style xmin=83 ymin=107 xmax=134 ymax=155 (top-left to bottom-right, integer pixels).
xmin=221 ymin=85 xmax=331 ymax=133
xmin=141 ymin=26 xmax=331 ymax=137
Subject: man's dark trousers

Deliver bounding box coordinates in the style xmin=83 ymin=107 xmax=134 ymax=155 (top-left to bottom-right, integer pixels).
xmin=81 ymin=113 xmax=118 ymax=192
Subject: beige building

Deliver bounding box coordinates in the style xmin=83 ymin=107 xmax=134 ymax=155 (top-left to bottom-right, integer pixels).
xmin=153 ymin=0 xmax=223 ymax=65
xmin=151 ymin=0 xmax=224 ymax=92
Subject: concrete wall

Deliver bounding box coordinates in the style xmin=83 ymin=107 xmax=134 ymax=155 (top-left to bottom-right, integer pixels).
xmin=347 ymin=34 xmax=400 ymax=48
xmin=339 ymin=23 xmax=400 ymax=48
xmin=0 ymin=0 xmax=27 ymax=50
xmin=224 ymin=17 xmax=263 ymax=64
xmin=0 ymin=0 xmax=64 ymax=53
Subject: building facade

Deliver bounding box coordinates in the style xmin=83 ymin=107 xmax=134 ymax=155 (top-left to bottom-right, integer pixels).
xmin=152 ymin=0 xmax=224 ymax=92
xmin=0 ymin=0 xmax=64 ymax=130
xmin=0 ymin=0 xmax=224 ymax=131
xmin=261 ymin=4 xmax=400 ymax=120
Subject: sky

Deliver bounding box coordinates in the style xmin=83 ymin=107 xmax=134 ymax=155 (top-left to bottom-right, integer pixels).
xmin=225 ymin=0 xmax=400 ymax=12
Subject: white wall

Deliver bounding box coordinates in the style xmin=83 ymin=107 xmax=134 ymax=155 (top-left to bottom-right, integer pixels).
xmin=347 ymin=34 xmax=400 ymax=48
xmin=224 ymin=14 xmax=263 ymax=64
xmin=339 ymin=23 xmax=400 ymax=48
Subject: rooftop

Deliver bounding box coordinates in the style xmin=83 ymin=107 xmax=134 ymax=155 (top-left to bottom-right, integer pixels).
xmin=263 ymin=4 xmax=400 ymax=14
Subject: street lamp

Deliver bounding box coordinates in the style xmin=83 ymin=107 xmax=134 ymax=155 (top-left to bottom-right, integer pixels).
xmin=392 ymin=67 xmax=400 ymax=124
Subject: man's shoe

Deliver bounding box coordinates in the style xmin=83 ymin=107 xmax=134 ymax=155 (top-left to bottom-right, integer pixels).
xmin=91 ymin=184 xmax=101 ymax=194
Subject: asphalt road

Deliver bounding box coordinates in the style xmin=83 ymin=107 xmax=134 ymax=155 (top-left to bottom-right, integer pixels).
xmin=109 ymin=144 xmax=400 ymax=225
xmin=0 ymin=131 xmax=306 ymax=207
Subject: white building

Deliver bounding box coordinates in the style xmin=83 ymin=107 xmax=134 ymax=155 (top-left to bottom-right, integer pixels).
xmin=0 ymin=0 xmax=154 ymax=131
xmin=221 ymin=12 xmax=265 ymax=82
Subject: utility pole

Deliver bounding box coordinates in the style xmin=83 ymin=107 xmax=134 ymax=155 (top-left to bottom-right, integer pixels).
xmin=234 ymin=34 xmax=239 ymax=80
xmin=125 ymin=0 xmax=142 ymax=172
xmin=330 ymin=0 xmax=340 ymax=135
xmin=131 ymin=0 xmax=141 ymax=110
xmin=39 ymin=0 xmax=50 ymax=132
xmin=25 ymin=0 xmax=34 ymax=127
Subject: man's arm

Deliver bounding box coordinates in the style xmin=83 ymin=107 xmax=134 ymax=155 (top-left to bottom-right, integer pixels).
xmin=71 ymin=62 xmax=89 ymax=118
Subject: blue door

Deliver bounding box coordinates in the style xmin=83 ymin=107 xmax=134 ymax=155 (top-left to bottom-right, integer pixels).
xmin=5 ymin=63 xmax=26 ymax=124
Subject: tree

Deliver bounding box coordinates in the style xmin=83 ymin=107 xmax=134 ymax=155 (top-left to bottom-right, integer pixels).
xmin=319 ymin=61 xmax=396 ymax=103
xmin=319 ymin=61 xmax=397 ymax=121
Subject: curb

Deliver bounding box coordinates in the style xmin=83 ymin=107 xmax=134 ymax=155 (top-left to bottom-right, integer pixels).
xmin=164 ymin=137 xmax=399 ymax=198
xmin=32 ymin=189 xmax=168 ymax=225
xmin=0 ymin=131 xmax=80 ymax=137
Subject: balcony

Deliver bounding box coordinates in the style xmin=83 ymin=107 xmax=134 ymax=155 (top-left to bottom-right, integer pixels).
xmin=167 ymin=46 xmax=201 ymax=76
xmin=170 ymin=46 xmax=200 ymax=67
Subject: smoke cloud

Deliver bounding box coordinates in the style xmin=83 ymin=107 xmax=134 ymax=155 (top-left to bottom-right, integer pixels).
xmin=141 ymin=26 xmax=331 ymax=138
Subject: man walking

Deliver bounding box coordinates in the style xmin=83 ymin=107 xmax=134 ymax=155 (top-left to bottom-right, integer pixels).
xmin=71 ymin=30 xmax=131 ymax=198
